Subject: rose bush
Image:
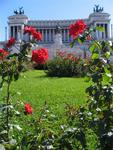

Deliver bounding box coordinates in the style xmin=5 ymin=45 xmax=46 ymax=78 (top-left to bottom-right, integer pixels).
xmin=0 ymin=25 xmax=42 ymax=149
xmin=45 ymin=51 xmax=89 ymax=77
xmin=68 ymin=19 xmax=113 ymax=149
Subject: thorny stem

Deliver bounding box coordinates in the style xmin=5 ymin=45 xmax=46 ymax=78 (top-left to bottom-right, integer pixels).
xmin=6 ymin=68 xmax=11 ymax=141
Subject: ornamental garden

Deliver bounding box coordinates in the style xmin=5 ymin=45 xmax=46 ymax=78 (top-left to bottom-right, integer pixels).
xmin=0 ymin=19 xmax=113 ymax=150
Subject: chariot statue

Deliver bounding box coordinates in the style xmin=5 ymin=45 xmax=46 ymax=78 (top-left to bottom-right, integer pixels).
xmin=14 ymin=7 xmax=24 ymax=15
xmin=93 ymin=5 xmax=104 ymax=13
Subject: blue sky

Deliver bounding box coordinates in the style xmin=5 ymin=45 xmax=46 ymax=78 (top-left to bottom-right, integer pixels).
xmin=0 ymin=0 xmax=113 ymax=41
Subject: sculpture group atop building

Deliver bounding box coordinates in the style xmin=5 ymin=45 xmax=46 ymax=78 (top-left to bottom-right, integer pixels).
xmin=93 ymin=5 xmax=104 ymax=13
xmin=14 ymin=7 xmax=24 ymax=15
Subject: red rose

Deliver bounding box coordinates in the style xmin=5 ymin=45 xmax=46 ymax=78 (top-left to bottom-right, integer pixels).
xmin=0 ymin=48 xmax=9 ymax=60
xmin=32 ymin=48 xmax=48 ymax=64
xmin=24 ymin=26 xmax=36 ymax=35
xmin=69 ymin=20 xmax=87 ymax=39
xmin=24 ymin=26 xmax=42 ymax=41
xmin=24 ymin=103 xmax=33 ymax=114
xmin=32 ymin=31 xmax=42 ymax=41
xmin=6 ymin=37 xmax=15 ymax=47
xmin=24 ymin=26 xmax=31 ymax=34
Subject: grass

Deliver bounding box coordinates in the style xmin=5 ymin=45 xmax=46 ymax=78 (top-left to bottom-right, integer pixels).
xmin=1 ymin=70 xmax=90 ymax=115
xmin=0 ymin=70 xmax=94 ymax=148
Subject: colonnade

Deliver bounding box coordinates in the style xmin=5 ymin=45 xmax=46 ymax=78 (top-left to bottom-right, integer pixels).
xmin=9 ymin=23 xmax=110 ymax=43
xmin=96 ymin=23 xmax=110 ymax=39
xmin=9 ymin=25 xmax=24 ymax=41
xmin=38 ymin=28 xmax=71 ymax=43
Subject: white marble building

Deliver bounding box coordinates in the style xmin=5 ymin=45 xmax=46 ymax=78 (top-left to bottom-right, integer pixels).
xmin=6 ymin=5 xmax=113 ymax=57
xmin=8 ymin=6 xmax=111 ymax=42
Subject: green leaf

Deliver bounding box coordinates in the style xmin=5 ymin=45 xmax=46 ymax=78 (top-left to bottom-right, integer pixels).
xmin=94 ymin=41 xmax=102 ymax=50
xmin=92 ymin=53 xmax=99 ymax=59
xmin=13 ymin=124 xmax=22 ymax=131
xmin=103 ymin=74 xmax=112 ymax=83
xmin=14 ymin=72 xmax=19 ymax=81
xmin=106 ymin=73 xmax=112 ymax=78
xmin=78 ymin=38 xmax=83 ymax=44
xmin=70 ymin=38 xmax=77 ymax=48
xmin=95 ymin=67 xmax=99 ymax=71
xmin=104 ymin=67 xmax=110 ymax=74
xmin=70 ymin=41 xmax=75 ymax=48
xmin=96 ymin=26 xmax=105 ymax=32
xmin=89 ymin=45 xmax=96 ymax=53
xmin=78 ymin=36 xmax=85 ymax=44
xmin=105 ymin=51 xmax=110 ymax=58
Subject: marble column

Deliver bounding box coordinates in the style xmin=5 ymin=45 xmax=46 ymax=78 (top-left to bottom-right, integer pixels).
xmin=101 ymin=24 xmax=104 ymax=39
xmin=67 ymin=29 xmax=70 ymax=42
xmin=103 ymin=24 xmax=106 ymax=39
xmin=99 ymin=24 xmax=102 ymax=39
xmin=49 ymin=29 xmax=51 ymax=42
xmin=15 ymin=26 xmax=17 ymax=40
xmin=66 ymin=29 xmax=68 ymax=42
xmin=107 ymin=23 xmax=110 ymax=39
xmin=13 ymin=26 xmax=15 ymax=38
xmin=47 ymin=29 xmax=49 ymax=42
xmin=53 ymin=29 xmax=55 ymax=42
xmin=96 ymin=24 xmax=98 ymax=39
xmin=45 ymin=29 xmax=48 ymax=43
xmin=17 ymin=26 xmax=22 ymax=42
xmin=65 ymin=29 xmax=67 ymax=42
xmin=111 ymin=24 xmax=113 ymax=39
xmin=51 ymin=29 xmax=53 ymax=42
xmin=42 ymin=30 xmax=44 ymax=42
xmin=53 ymin=29 xmax=55 ymax=38
xmin=105 ymin=24 xmax=108 ymax=39
xmin=97 ymin=24 xmax=100 ymax=40
xmin=9 ymin=26 xmax=11 ymax=38
xmin=63 ymin=29 xmax=66 ymax=42
xmin=52 ymin=29 xmax=55 ymax=42
xmin=21 ymin=25 xmax=24 ymax=40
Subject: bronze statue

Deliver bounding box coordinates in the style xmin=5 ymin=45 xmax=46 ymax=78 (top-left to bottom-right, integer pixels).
xmin=19 ymin=7 xmax=24 ymax=14
xmin=14 ymin=10 xmax=18 ymax=14
xmin=93 ymin=5 xmax=104 ymax=13
xmin=14 ymin=7 xmax=24 ymax=15
xmin=55 ymin=24 xmax=62 ymax=34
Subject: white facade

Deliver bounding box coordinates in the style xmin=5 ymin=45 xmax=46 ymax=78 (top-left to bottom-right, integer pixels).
xmin=8 ymin=14 xmax=28 ymax=41
xmin=8 ymin=10 xmax=111 ymax=44
xmin=6 ymin=6 xmax=113 ymax=58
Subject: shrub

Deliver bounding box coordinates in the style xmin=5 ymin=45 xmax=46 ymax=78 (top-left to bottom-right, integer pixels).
xmin=45 ymin=51 xmax=89 ymax=77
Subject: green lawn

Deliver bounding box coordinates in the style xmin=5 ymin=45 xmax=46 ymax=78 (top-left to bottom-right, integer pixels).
xmin=1 ymin=70 xmax=90 ymax=115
